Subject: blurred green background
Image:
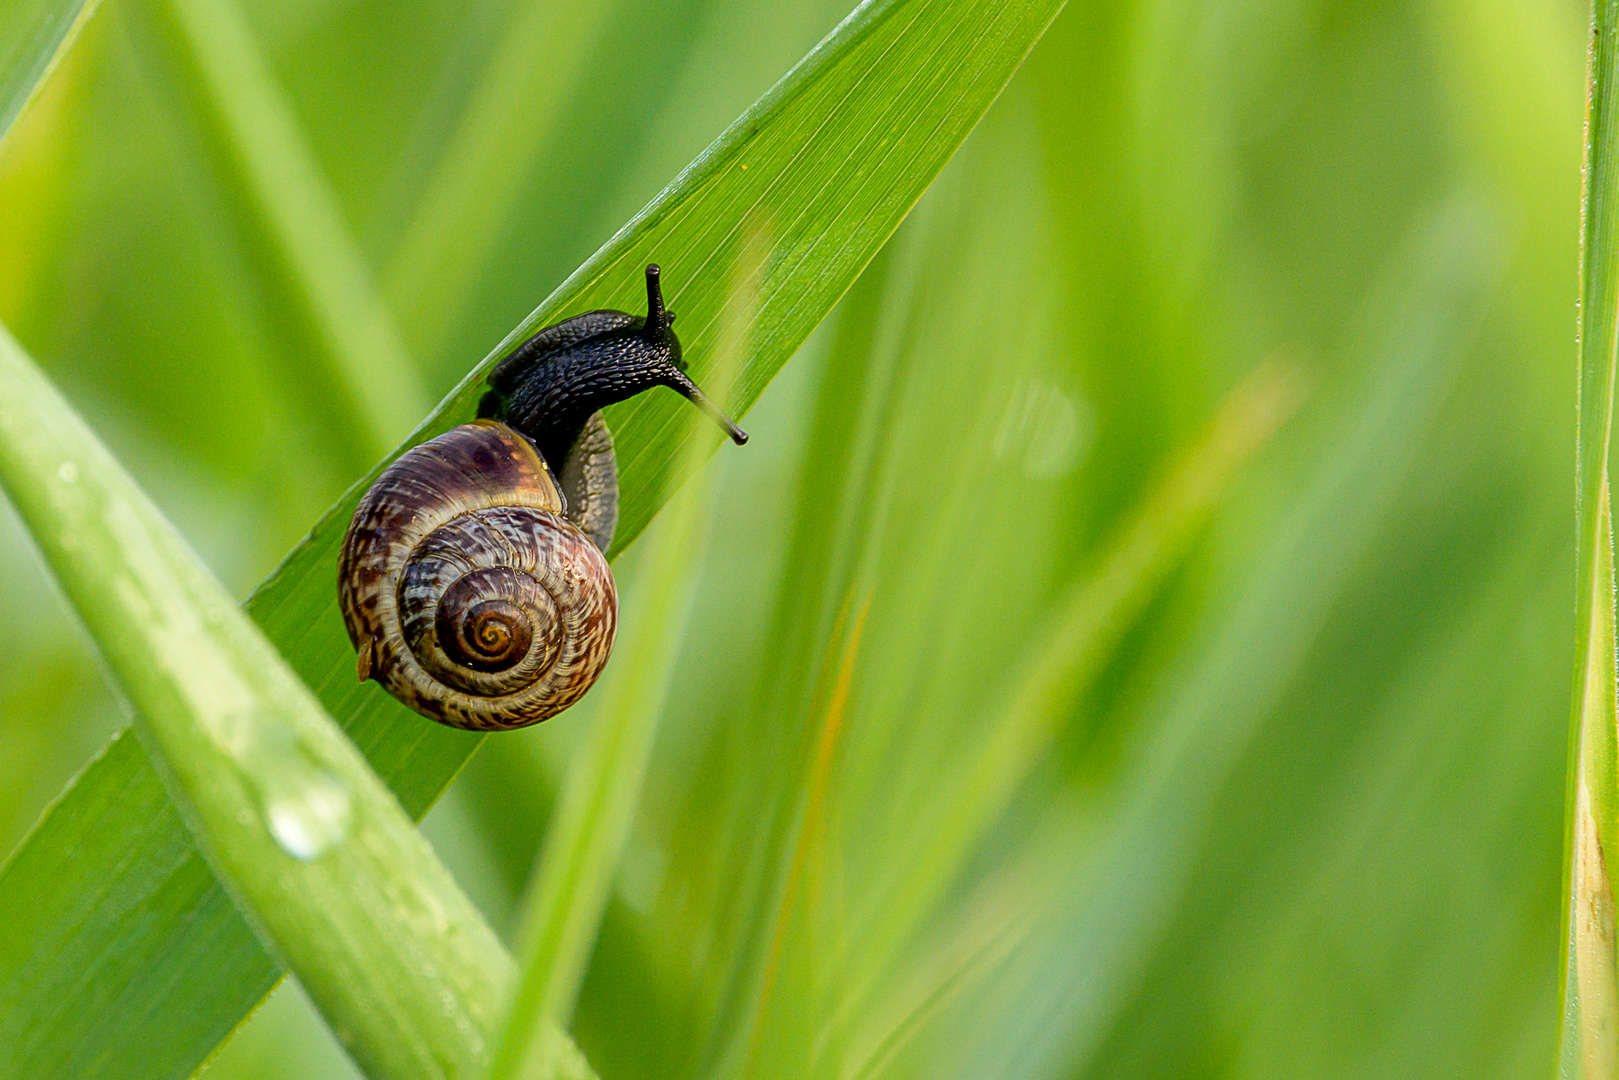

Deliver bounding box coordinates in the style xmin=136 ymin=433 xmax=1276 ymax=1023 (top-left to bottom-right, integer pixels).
xmin=0 ymin=0 xmax=1586 ymax=1077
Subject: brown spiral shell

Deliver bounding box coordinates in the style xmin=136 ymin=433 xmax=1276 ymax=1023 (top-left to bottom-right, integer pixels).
xmin=337 ymin=420 xmax=617 ymax=731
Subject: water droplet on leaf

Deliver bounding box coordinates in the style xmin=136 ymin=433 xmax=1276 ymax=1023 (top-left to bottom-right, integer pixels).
xmin=264 ymin=770 xmax=353 ymax=860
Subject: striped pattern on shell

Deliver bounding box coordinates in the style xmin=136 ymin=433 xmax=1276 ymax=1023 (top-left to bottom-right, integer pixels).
xmin=338 ymin=420 xmax=617 ymax=731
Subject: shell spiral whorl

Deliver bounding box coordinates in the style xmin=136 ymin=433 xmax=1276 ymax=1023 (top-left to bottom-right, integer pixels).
xmin=338 ymin=420 xmax=617 ymax=731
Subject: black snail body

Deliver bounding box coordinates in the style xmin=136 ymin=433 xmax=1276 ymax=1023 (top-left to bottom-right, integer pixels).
xmin=338 ymin=265 xmax=747 ymax=731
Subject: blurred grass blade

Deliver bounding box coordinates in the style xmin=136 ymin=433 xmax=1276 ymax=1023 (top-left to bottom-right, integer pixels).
xmin=491 ymin=297 xmax=748 ymax=1079
xmin=385 ymin=0 xmax=619 ymax=359
xmin=938 ymin=200 xmax=1497 ymax=1080
xmin=0 ymin=0 xmax=96 ymax=144
xmin=1570 ymin=483 xmax=1619 ymax=1078
xmin=767 ymin=349 xmax=1302 ymax=1078
xmin=0 ymin=323 xmax=593 ymax=1080
xmin=0 ymin=2 xmax=1066 ymax=1077
xmin=851 ymin=359 xmax=1304 ymax=989
xmin=1561 ymin=1 xmax=1619 ymax=1073
xmin=490 ymin=462 xmax=718 ymax=1080
xmin=145 ymin=0 xmax=429 ymax=460
xmin=846 ymin=799 xmax=1083 ymax=1080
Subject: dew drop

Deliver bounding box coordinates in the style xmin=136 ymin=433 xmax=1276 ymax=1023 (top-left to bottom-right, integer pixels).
xmin=992 ymin=378 xmax=1091 ymax=478
xmin=57 ymin=461 xmax=77 ymax=484
xmin=264 ymin=770 xmax=353 ymax=861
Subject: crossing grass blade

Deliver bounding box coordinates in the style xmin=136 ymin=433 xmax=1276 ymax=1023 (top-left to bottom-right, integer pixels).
xmin=0 ymin=1 xmax=1067 ymax=1076
xmin=0 ymin=324 xmax=593 ymax=1080
xmin=489 ymin=455 xmax=719 ymax=1080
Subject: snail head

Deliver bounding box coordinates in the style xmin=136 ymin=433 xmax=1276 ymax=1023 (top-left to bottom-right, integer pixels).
xmin=484 ymin=264 xmax=748 ymax=476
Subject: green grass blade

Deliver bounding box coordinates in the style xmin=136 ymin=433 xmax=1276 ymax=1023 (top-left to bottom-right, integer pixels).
xmin=384 ymin=0 xmax=620 ymax=360
xmin=0 ymin=0 xmax=96 ymax=145
xmin=475 ymin=0 xmax=1070 ymax=553
xmin=846 ymin=360 xmax=1304 ymax=999
xmin=490 ymin=300 xmax=748 ymax=1076
xmin=144 ymin=0 xmax=430 ymax=460
xmin=757 ymin=360 xmax=1302 ymax=1080
xmin=673 ymin=134 xmax=1079 ymax=1077
xmin=1561 ymin=1 xmax=1619 ymax=1073
xmin=490 ymin=464 xmax=718 ymax=1080
xmin=0 ymin=324 xmax=593 ymax=1080
xmin=1568 ymin=483 xmax=1619 ymax=1078
xmin=0 ymin=2 xmax=1065 ymax=1077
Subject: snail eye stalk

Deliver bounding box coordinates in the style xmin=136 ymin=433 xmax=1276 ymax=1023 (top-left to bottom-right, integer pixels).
xmin=643 ymin=264 xmax=674 ymax=340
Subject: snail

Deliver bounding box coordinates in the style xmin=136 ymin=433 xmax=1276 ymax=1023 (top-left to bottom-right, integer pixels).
xmin=338 ymin=264 xmax=747 ymax=731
